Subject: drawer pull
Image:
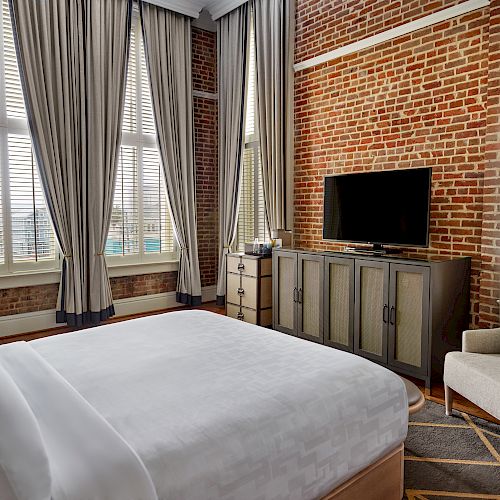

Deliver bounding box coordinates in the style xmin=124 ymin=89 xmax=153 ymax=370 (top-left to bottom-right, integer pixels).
xmin=237 ymin=288 xmax=245 ymax=296
xmin=237 ymin=312 xmax=244 ymax=320
xmin=237 ymin=263 xmax=245 ymax=271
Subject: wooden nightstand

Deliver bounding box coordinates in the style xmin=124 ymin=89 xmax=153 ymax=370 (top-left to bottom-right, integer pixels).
xmin=226 ymin=253 xmax=272 ymax=326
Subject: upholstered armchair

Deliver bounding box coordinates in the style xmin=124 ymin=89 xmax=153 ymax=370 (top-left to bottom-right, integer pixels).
xmin=444 ymin=328 xmax=500 ymax=420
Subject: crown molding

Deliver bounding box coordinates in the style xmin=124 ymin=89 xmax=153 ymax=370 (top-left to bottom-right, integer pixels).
xmin=205 ymin=0 xmax=247 ymax=20
xmin=144 ymin=0 xmax=202 ymax=18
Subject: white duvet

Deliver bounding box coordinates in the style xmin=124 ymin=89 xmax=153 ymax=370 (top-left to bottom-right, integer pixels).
xmin=0 ymin=310 xmax=408 ymax=500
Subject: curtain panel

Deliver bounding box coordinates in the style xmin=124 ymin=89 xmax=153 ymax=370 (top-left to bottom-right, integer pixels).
xmin=140 ymin=1 xmax=202 ymax=306
xmin=252 ymin=0 xmax=294 ymax=232
xmin=9 ymin=0 xmax=132 ymax=325
xmin=215 ymin=3 xmax=250 ymax=305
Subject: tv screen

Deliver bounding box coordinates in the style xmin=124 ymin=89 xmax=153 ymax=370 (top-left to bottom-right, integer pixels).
xmin=323 ymin=168 xmax=431 ymax=247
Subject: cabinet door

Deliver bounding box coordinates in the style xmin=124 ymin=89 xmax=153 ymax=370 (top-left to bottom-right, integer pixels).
xmin=272 ymin=251 xmax=297 ymax=335
xmin=388 ymin=264 xmax=429 ymax=376
xmin=354 ymin=260 xmax=389 ymax=364
xmin=297 ymin=254 xmax=324 ymax=343
xmin=324 ymin=256 xmax=354 ymax=351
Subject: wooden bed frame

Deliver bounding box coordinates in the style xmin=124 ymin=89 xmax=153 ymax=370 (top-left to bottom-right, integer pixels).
xmin=321 ymin=444 xmax=404 ymax=500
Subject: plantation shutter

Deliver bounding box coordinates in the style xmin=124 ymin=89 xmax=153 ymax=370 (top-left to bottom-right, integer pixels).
xmin=3 ymin=0 xmax=25 ymax=119
xmin=143 ymin=147 xmax=174 ymax=253
xmin=106 ymin=8 xmax=174 ymax=260
xmin=107 ymin=146 xmax=139 ymax=256
xmin=235 ymin=16 xmax=269 ymax=252
xmin=1 ymin=0 xmax=56 ymax=267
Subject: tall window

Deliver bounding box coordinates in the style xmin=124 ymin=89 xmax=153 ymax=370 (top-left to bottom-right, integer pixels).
xmin=235 ymin=19 xmax=269 ymax=252
xmin=0 ymin=0 xmax=57 ymax=273
xmin=106 ymin=11 xmax=175 ymax=264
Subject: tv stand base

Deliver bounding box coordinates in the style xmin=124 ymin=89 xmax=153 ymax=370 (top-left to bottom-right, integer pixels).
xmin=344 ymin=245 xmax=403 ymax=256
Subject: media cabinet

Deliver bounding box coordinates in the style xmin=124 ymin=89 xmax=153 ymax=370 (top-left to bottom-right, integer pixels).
xmin=272 ymin=248 xmax=471 ymax=389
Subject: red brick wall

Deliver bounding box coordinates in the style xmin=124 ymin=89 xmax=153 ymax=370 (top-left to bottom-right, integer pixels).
xmin=295 ymin=0 xmax=468 ymax=64
xmin=479 ymin=0 xmax=500 ymax=326
xmin=0 ymin=284 xmax=60 ymax=316
xmin=0 ymin=273 xmax=179 ymax=318
xmin=110 ymin=272 xmax=178 ymax=300
xmin=294 ymin=0 xmax=497 ymax=327
xmin=0 ymin=27 xmax=219 ymax=320
xmin=193 ymin=27 xmax=218 ymax=288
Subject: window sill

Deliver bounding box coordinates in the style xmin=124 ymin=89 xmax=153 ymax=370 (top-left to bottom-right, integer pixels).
xmin=0 ymin=260 xmax=179 ymax=289
xmin=0 ymin=269 xmax=61 ymax=290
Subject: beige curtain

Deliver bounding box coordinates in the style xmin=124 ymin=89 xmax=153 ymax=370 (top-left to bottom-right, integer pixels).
xmin=140 ymin=2 xmax=202 ymax=305
xmin=10 ymin=0 xmax=131 ymax=325
xmin=215 ymin=3 xmax=250 ymax=305
xmin=253 ymin=0 xmax=295 ymax=232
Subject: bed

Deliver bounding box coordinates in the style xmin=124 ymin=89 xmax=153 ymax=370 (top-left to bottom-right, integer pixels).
xmin=0 ymin=310 xmax=408 ymax=500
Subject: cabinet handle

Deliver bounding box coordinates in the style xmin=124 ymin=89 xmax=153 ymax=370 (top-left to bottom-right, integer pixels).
xmin=293 ymin=287 xmax=298 ymax=303
xmin=298 ymin=288 xmax=303 ymax=304
xmin=383 ymin=304 xmax=388 ymax=323
xmin=390 ymin=306 xmax=396 ymax=325
xmin=237 ymin=263 xmax=245 ymax=271
xmin=237 ymin=288 xmax=245 ymax=296
xmin=237 ymin=312 xmax=244 ymax=320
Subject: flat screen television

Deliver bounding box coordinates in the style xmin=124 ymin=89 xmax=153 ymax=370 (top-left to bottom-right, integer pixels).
xmin=323 ymin=168 xmax=431 ymax=250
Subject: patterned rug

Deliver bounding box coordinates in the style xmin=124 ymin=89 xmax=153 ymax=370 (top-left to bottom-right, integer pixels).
xmin=404 ymin=400 xmax=500 ymax=500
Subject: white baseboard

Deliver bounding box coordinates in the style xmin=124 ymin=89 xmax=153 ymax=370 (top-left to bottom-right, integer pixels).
xmin=0 ymin=285 xmax=218 ymax=338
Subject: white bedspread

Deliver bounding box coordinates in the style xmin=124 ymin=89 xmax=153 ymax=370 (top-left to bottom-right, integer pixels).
xmin=25 ymin=310 xmax=408 ymax=500
xmin=0 ymin=341 xmax=157 ymax=500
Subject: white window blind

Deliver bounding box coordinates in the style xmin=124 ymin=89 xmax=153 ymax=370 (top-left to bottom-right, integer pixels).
xmin=106 ymin=10 xmax=175 ymax=263
xmin=0 ymin=0 xmax=58 ymax=273
xmin=235 ymin=17 xmax=269 ymax=252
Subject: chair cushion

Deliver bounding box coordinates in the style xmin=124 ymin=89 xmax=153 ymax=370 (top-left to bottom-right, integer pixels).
xmin=444 ymin=352 xmax=500 ymax=420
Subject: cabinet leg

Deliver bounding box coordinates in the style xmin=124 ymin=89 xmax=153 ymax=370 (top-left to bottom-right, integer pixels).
xmin=445 ymin=384 xmax=453 ymax=416
xmin=424 ymin=377 xmax=431 ymax=397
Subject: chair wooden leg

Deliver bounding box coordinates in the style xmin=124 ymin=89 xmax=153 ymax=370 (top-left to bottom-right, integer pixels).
xmin=445 ymin=384 xmax=453 ymax=416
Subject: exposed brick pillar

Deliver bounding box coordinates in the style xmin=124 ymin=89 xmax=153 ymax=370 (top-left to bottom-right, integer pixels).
xmin=479 ymin=0 xmax=500 ymax=327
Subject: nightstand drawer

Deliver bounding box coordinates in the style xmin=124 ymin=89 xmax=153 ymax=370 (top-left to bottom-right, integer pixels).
xmin=227 ymin=273 xmax=258 ymax=308
xmin=227 ymin=255 xmax=258 ymax=277
xmin=227 ymin=303 xmax=258 ymax=324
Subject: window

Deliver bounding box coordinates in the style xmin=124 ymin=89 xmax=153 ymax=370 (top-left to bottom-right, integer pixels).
xmin=235 ymin=18 xmax=269 ymax=252
xmin=106 ymin=11 xmax=176 ymax=265
xmin=0 ymin=0 xmax=58 ymax=274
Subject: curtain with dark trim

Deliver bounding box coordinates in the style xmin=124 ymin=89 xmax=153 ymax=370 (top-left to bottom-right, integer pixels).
xmin=215 ymin=3 xmax=250 ymax=306
xmin=140 ymin=1 xmax=202 ymax=306
xmin=9 ymin=0 xmax=132 ymax=326
xmin=252 ymin=0 xmax=294 ymax=232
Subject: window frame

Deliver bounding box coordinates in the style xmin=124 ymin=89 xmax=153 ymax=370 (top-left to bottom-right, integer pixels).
xmin=105 ymin=10 xmax=178 ymax=268
xmin=234 ymin=13 xmax=269 ymax=253
xmin=0 ymin=0 xmax=60 ymax=277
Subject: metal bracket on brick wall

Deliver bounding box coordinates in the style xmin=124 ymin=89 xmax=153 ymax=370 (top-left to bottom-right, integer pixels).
xmin=294 ymin=0 xmax=490 ymax=73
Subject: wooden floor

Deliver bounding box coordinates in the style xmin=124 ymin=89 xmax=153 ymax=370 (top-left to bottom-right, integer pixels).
xmin=1 ymin=301 xmax=498 ymax=424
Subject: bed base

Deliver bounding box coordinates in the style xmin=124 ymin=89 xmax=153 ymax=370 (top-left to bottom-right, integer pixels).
xmin=321 ymin=443 xmax=404 ymax=500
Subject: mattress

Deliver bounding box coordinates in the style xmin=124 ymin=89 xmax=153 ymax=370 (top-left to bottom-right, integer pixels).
xmin=29 ymin=310 xmax=408 ymax=500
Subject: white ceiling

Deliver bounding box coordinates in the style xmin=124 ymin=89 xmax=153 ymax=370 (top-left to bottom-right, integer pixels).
xmin=149 ymin=0 xmax=247 ymax=19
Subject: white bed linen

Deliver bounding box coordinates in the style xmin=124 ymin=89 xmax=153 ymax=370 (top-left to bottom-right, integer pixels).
xmin=0 ymin=342 xmax=157 ymax=500
xmin=28 ymin=310 xmax=408 ymax=500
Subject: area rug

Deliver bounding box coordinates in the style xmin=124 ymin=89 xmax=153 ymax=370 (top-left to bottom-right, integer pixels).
xmin=404 ymin=400 xmax=500 ymax=499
